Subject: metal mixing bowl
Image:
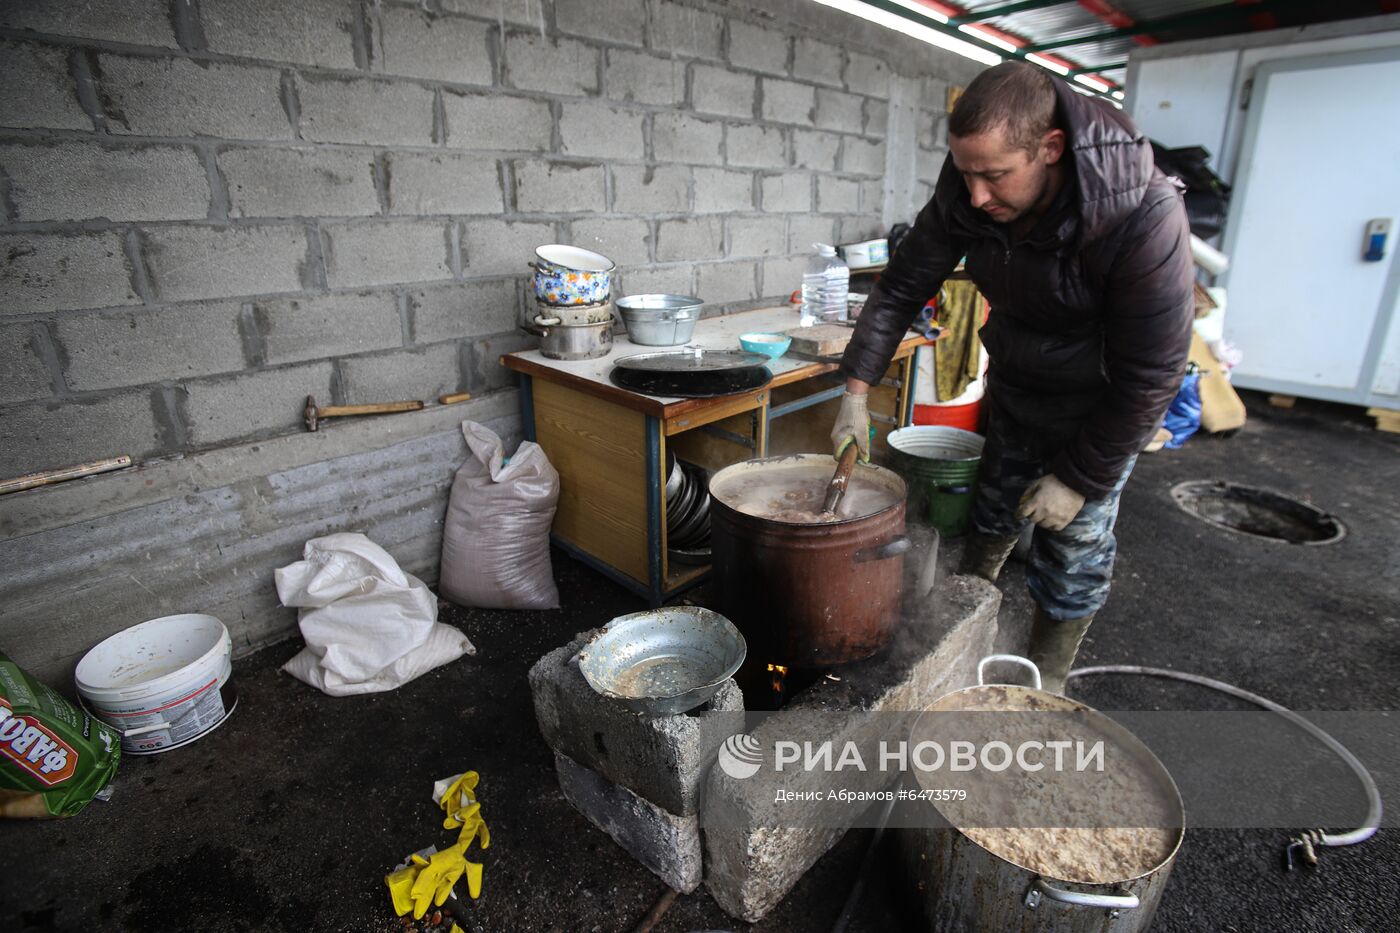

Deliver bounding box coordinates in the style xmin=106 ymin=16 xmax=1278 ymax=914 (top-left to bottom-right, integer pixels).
xmin=575 ymin=606 xmax=746 ymax=717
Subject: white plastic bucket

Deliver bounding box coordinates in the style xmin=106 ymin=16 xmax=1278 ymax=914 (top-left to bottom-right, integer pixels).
xmin=888 ymin=425 xmax=986 ymax=462
xmin=74 ymin=613 xmax=236 ymax=756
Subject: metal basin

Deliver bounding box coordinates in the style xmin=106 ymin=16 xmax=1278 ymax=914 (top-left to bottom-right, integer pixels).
xmin=576 ymin=607 xmax=746 ymax=717
xmin=616 ymin=294 xmax=703 ymax=346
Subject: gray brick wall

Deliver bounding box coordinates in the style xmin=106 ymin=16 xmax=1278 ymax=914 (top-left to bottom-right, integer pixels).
xmin=0 ymin=0 xmax=983 ymax=481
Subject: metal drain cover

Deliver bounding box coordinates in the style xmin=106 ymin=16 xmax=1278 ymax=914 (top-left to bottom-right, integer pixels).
xmin=1170 ymin=481 xmax=1345 ymax=545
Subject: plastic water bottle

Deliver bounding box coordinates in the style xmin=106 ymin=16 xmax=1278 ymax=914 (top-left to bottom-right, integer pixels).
xmin=800 ymin=243 xmax=849 ymax=326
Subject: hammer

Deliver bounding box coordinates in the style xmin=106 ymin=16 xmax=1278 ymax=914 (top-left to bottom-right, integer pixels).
xmin=304 ymin=395 xmax=424 ymax=432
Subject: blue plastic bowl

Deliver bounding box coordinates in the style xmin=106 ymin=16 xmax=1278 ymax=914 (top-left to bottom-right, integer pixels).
xmin=739 ymin=332 xmax=792 ymax=360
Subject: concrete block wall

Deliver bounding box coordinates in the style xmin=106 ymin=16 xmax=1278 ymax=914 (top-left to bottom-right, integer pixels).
xmin=0 ymin=0 xmax=982 ymax=680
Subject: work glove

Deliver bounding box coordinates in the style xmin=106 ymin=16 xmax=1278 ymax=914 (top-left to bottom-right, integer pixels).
xmin=831 ymin=392 xmax=871 ymax=463
xmin=439 ymin=771 xmax=491 ymax=851
xmin=1018 ymin=474 xmax=1085 ymax=532
xmin=408 ymin=842 xmax=470 ymax=919
xmin=438 ymin=771 xmax=479 ymax=829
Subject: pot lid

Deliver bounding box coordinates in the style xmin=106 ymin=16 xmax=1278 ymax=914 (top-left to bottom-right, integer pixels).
xmin=614 ymin=348 xmax=769 ymax=373
xmin=610 ymin=363 xmax=771 ymax=399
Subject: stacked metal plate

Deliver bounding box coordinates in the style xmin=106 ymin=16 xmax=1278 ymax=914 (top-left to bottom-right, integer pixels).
xmin=665 ymin=455 xmax=711 ymax=565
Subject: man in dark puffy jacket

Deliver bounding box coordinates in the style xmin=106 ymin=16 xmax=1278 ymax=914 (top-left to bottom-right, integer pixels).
xmin=832 ymin=62 xmax=1194 ymax=693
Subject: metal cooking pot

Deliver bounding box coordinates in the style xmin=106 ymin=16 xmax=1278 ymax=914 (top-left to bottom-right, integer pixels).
xmin=901 ymin=655 xmax=1185 ymax=933
xmin=708 ymin=454 xmax=909 ymax=667
xmin=535 ymin=315 xmax=613 ymax=361
xmin=532 ymin=244 xmax=615 ymax=306
xmin=575 ymin=607 xmax=747 ymax=717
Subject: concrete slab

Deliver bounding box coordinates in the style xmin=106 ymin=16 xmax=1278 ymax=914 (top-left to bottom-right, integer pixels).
xmin=554 ymin=751 xmax=703 ymax=895
xmin=702 ymin=572 xmax=1001 ymax=923
xmin=528 ymin=633 xmax=743 ymax=816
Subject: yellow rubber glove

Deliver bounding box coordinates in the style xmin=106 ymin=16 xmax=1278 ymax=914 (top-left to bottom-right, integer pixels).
xmin=384 ymin=864 xmax=418 ymax=917
xmin=453 ymin=803 xmax=491 ymax=851
xmin=465 ymin=859 xmax=484 ymax=899
xmin=439 ymin=771 xmax=480 ymax=829
xmin=408 ymin=843 xmax=469 ymax=920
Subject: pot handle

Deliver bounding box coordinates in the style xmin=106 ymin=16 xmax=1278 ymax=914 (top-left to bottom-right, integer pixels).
xmin=1025 ymin=878 xmax=1140 ymax=911
xmin=977 ymin=654 xmax=1043 ymax=691
xmin=853 ymin=535 xmax=911 ymax=563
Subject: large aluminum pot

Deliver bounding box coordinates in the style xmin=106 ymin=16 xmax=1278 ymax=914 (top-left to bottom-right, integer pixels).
xmin=535 ymin=316 xmax=613 ymax=361
xmin=901 ymin=655 xmax=1185 ymax=933
xmin=708 ymin=454 xmax=909 ymax=667
xmin=532 ymin=244 xmax=614 ymax=306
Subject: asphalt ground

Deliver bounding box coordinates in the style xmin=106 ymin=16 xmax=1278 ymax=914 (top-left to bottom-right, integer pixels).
xmin=3 ymin=390 xmax=1397 ymax=932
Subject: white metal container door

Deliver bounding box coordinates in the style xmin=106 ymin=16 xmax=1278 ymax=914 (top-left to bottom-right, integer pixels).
xmin=1222 ymin=53 xmax=1400 ymax=400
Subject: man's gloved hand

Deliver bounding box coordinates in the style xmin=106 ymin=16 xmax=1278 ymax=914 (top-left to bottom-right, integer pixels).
xmin=1018 ymin=474 xmax=1085 ymax=531
xmin=831 ymin=392 xmax=871 ymax=463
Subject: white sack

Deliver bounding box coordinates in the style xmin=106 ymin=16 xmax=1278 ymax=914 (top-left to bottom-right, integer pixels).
xmin=275 ymin=532 xmax=475 ymax=696
xmin=439 ymin=421 xmax=560 ymax=610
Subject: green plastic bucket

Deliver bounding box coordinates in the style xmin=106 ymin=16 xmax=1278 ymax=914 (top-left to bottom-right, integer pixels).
xmin=887 ymin=427 xmax=984 ymax=537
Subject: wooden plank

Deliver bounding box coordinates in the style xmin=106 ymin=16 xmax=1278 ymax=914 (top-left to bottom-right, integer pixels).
xmin=1367 ymin=407 xmax=1400 ymax=434
xmin=665 ymin=563 xmax=709 ymax=592
xmin=771 ymin=360 xmax=840 ymax=388
xmin=785 ymin=323 xmax=855 ymax=357
xmin=668 ymin=415 xmax=759 ymax=474
xmin=532 ymin=379 xmax=651 ymax=584
xmin=665 ymin=389 xmax=767 ymax=436
xmin=502 ymin=352 xmax=667 ymax=418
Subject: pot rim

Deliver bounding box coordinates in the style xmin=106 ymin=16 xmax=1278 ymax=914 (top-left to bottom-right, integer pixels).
xmin=535 ymin=243 xmax=616 ymax=273
xmin=708 ymin=453 xmax=907 ymax=526
xmin=915 ymin=684 xmax=1186 ymax=884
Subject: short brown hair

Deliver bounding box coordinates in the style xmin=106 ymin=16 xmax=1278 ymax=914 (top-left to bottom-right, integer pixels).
xmin=948 ymin=61 xmax=1058 ymax=155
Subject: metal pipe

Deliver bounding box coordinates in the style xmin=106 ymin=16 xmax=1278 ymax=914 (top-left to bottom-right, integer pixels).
xmin=1021 ymin=0 xmax=1317 ymax=53
xmin=632 ymin=886 xmax=679 ymax=933
xmin=1067 ymin=665 xmax=1382 ymax=865
xmin=950 ymin=0 xmax=1071 ymax=25
xmin=854 ymin=0 xmax=1122 ymax=99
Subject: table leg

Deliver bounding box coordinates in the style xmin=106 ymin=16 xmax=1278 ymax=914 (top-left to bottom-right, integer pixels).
xmin=757 ymin=393 xmax=770 ymax=456
xmin=645 ymin=415 xmax=663 ymax=607
xmin=899 ymin=354 xmax=918 ymax=427
xmin=517 ymin=372 xmax=536 ymax=442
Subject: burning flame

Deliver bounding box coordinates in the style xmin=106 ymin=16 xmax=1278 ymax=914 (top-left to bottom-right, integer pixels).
xmin=766 ymin=663 xmax=789 ymax=694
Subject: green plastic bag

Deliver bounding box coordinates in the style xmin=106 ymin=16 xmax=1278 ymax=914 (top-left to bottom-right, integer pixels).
xmin=0 ymin=651 xmax=120 ymax=818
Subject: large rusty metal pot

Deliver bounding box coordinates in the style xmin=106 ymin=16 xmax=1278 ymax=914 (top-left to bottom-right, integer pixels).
xmin=708 ymin=454 xmax=909 ymax=667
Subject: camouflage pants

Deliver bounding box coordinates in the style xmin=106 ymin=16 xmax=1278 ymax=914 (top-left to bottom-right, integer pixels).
xmin=970 ymin=406 xmax=1138 ymax=621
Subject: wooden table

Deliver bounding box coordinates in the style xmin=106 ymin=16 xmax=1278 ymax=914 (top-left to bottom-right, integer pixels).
xmin=502 ymin=305 xmax=929 ymax=605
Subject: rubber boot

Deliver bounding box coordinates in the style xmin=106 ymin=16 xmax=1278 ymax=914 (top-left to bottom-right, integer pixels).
xmin=1027 ymin=605 xmax=1095 ymax=695
xmin=956 ymin=531 xmax=1021 ymax=583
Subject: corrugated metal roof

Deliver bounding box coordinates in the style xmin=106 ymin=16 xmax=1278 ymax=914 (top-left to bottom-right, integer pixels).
xmin=868 ymin=0 xmax=1397 ymax=99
